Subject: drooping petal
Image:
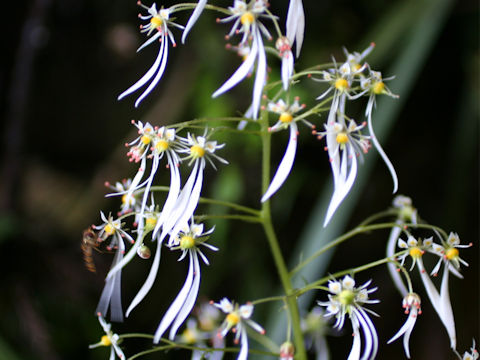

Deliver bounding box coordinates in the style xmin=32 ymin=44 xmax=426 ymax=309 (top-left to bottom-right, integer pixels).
xmin=238 ymin=327 xmax=249 ymax=360
xmin=439 ymin=263 xmax=457 ymax=349
xmin=118 ymin=37 xmax=165 ymax=101
xmin=387 ymin=308 xmax=418 ymax=358
xmin=261 ymin=122 xmax=298 ymax=202
xmin=367 ymin=111 xmax=398 ymax=193
xmin=169 ymin=251 xmax=202 ymax=339
xmin=357 ymin=307 xmax=378 ymax=360
xmin=252 ymin=28 xmax=267 ymax=119
xmin=286 ymin=0 xmax=305 ymax=58
xmin=212 ymin=35 xmax=258 ymax=98
xmin=126 ymin=239 xmax=162 ymax=317
xmin=182 ymin=0 xmax=208 ymax=43
xmin=281 ymin=49 xmax=294 ymax=90
xmin=154 ymin=251 xmax=195 ymax=343
xmin=386 ymin=221 xmax=409 ymax=297
xmin=347 ymin=319 xmax=362 ymax=360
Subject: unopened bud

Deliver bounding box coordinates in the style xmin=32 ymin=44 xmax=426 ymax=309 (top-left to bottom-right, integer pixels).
xmin=137 ymin=244 xmax=151 ymax=259
xmin=279 ymin=341 xmax=295 ymax=360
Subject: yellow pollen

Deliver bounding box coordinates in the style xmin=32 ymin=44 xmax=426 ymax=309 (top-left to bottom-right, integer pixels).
xmin=409 ymin=247 xmax=423 ymax=258
xmin=240 ymin=12 xmax=255 ymax=26
xmin=145 ymin=217 xmax=157 ymax=231
xmin=182 ymin=329 xmax=197 ymax=344
xmin=445 ymin=247 xmax=459 ymax=260
xmin=226 ymin=312 xmax=240 ymax=326
xmin=373 ymin=81 xmax=385 ymax=95
xmin=338 ymin=289 xmax=355 ymax=306
xmin=104 ymin=223 xmax=115 ymax=236
xmin=150 ymin=16 xmax=163 ymax=28
xmin=121 ymin=194 xmax=133 ymax=205
xmin=336 ymin=132 xmax=349 ymax=144
xmin=190 ymin=144 xmax=205 ymax=158
xmin=141 ymin=135 xmax=151 ymax=145
xmin=100 ymin=335 xmax=111 ymax=346
xmin=180 ymin=235 xmax=195 ymax=249
xmin=352 ymin=63 xmax=362 ymax=72
xmin=335 ymin=78 xmax=349 ymax=91
xmin=155 ymin=139 xmax=169 ymax=152
xmin=279 ymin=112 xmax=293 ymax=123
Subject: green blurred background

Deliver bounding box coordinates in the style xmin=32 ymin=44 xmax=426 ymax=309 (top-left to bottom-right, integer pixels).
xmin=0 ymin=0 xmax=478 ymax=359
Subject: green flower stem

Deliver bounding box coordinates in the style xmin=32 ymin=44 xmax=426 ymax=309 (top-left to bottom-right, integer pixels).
xmin=259 ymin=109 xmax=307 ymax=360
xmin=290 ymin=222 xmax=408 ymax=276
xmin=357 ymin=209 xmax=399 ymax=227
xmin=194 ymin=214 xmax=262 ymax=223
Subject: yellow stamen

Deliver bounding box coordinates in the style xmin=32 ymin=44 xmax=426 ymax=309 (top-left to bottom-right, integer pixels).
xmin=335 ymin=78 xmax=349 ymax=91
xmin=100 ymin=335 xmax=111 ymax=346
xmin=141 ymin=135 xmax=151 ymax=145
xmin=352 ymin=63 xmax=362 ymax=72
xmin=155 ymin=139 xmax=169 ymax=152
xmin=279 ymin=112 xmax=293 ymax=124
xmin=182 ymin=329 xmax=197 ymax=344
xmin=145 ymin=217 xmax=157 ymax=231
xmin=445 ymin=247 xmax=459 ymax=260
xmin=409 ymin=247 xmax=423 ymax=258
xmin=226 ymin=312 xmax=240 ymax=326
xmin=190 ymin=144 xmax=205 ymax=158
xmin=338 ymin=289 xmax=355 ymax=306
xmin=373 ymin=81 xmax=385 ymax=95
xmin=150 ymin=16 xmax=163 ymax=28
xmin=121 ymin=194 xmax=134 ymax=205
xmin=104 ymin=223 xmax=115 ymax=236
xmin=240 ymin=12 xmax=254 ymax=26
xmin=180 ymin=235 xmax=195 ymax=249
xmin=336 ymin=132 xmax=349 ymax=144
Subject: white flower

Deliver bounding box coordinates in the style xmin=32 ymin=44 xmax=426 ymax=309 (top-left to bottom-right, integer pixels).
xmin=261 ymin=98 xmax=306 ymax=202
xmin=318 ymin=276 xmax=379 ymax=360
xmin=396 ymin=236 xmax=432 ymax=271
xmin=118 ymin=3 xmax=184 ymax=107
xmin=154 ymin=221 xmax=218 ymax=343
xmin=387 ymin=293 xmax=422 ymax=359
xmin=213 ymin=298 xmax=265 ymax=360
xmin=286 ymin=0 xmax=304 ymax=58
xmin=213 ymin=0 xmax=274 ymax=119
xmin=89 ymin=315 xmax=125 ymax=360
xmin=429 ymin=232 xmax=471 ymax=277
xmin=318 ymin=119 xmax=370 ymax=226
xmin=462 ymin=340 xmax=479 ymax=360
xmin=361 ymin=69 xmax=399 ymax=193
xmin=93 ymin=212 xmax=134 ymax=322
xmin=301 ymin=306 xmax=331 ymax=360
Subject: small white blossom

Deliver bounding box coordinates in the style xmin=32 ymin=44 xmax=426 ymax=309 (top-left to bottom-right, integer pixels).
xmin=276 ymin=36 xmax=295 ymax=90
xmin=318 ymin=276 xmax=379 ymax=360
xmin=387 ymin=293 xmax=422 ymax=358
xmin=462 ymin=340 xmax=479 ymax=360
xmin=154 ymin=221 xmax=218 ymax=343
xmin=213 ymin=298 xmax=265 ymax=360
xmin=89 ymin=315 xmax=125 ymax=360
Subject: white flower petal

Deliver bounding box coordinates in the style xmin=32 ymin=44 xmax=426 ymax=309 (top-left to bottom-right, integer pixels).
xmin=261 ymin=123 xmax=298 ymax=202
xmin=182 ymin=0 xmax=207 ymax=43
xmin=439 ymin=264 xmax=457 ymax=349
xmin=251 ymin=28 xmax=267 ymax=119
xmin=238 ymin=328 xmax=249 ymax=360
xmin=387 ymin=222 xmax=409 ymax=297
xmin=348 ymin=321 xmax=361 ymax=360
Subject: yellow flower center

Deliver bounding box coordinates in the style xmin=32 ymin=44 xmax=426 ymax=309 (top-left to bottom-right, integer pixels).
xmin=336 ymin=132 xmax=349 ymax=144
xmin=445 ymin=247 xmax=459 ymax=260
xmin=352 ymin=63 xmax=362 ymax=72
xmin=121 ymin=194 xmax=134 ymax=205
xmin=141 ymin=135 xmax=151 ymax=145
xmin=373 ymin=81 xmax=385 ymax=95
xmin=155 ymin=139 xmax=169 ymax=152
xmin=145 ymin=217 xmax=157 ymax=231
xmin=104 ymin=223 xmax=116 ymax=236
xmin=279 ymin=112 xmax=293 ymax=124
xmin=182 ymin=328 xmax=197 ymax=344
xmin=226 ymin=312 xmax=240 ymax=326
xmin=240 ymin=12 xmax=254 ymax=26
xmin=409 ymin=247 xmax=423 ymax=258
xmin=190 ymin=144 xmax=205 ymax=158
xmin=338 ymin=289 xmax=355 ymax=306
xmin=150 ymin=16 xmax=163 ymax=28
xmin=100 ymin=335 xmax=111 ymax=346
xmin=335 ymin=78 xmax=349 ymax=91
xmin=180 ymin=235 xmax=195 ymax=249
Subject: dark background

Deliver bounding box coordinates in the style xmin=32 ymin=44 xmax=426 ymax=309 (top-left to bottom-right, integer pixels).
xmin=0 ymin=0 xmax=478 ymax=359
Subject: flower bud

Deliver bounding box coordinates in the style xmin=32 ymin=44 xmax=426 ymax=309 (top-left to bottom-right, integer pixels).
xmin=137 ymin=244 xmax=151 ymax=259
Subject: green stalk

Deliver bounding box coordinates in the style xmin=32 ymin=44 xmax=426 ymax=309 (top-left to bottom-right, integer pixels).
xmin=258 ymin=110 xmax=306 ymax=360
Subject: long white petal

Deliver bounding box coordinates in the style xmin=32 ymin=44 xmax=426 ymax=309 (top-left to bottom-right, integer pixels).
xmin=358 ymin=308 xmax=378 ymax=360
xmin=439 ymin=264 xmax=457 ymax=349
xmin=367 ymin=112 xmax=398 ymax=193
xmin=181 ymin=0 xmax=207 ymax=43
xmin=387 ymin=309 xmax=417 ymax=358
xmin=238 ymin=328 xmax=249 ymax=360
xmin=386 ymin=221 xmax=409 ymax=297
xmin=347 ymin=320 xmax=361 ymax=360
xmin=118 ymin=37 xmax=164 ymax=101
xmin=294 ymin=0 xmax=305 ymax=58
xmin=212 ymin=36 xmax=258 ymax=98
xmin=417 ymin=258 xmax=440 ymax=306
xmin=251 ymin=29 xmax=266 ymax=119
xmin=126 ymin=239 xmax=162 ymax=317
xmin=261 ymin=123 xmax=298 ymax=202
xmin=324 ymin=146 xmax=357 ymax=226
xmin=169 ymin=251 xmax=201 ymax=339
xmin=134 ymin=37 xmax=169 ymax=107
xmin=154 ymin=251 xmax=195 ymax=343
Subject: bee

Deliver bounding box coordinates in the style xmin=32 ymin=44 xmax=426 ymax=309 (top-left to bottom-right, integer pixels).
xmin=81 ymin=227 xmax=101 ymax=273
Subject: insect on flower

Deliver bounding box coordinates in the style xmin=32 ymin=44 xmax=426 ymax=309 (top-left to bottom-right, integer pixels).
xmin=81 ymin=227 xmax=101 ymax=273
